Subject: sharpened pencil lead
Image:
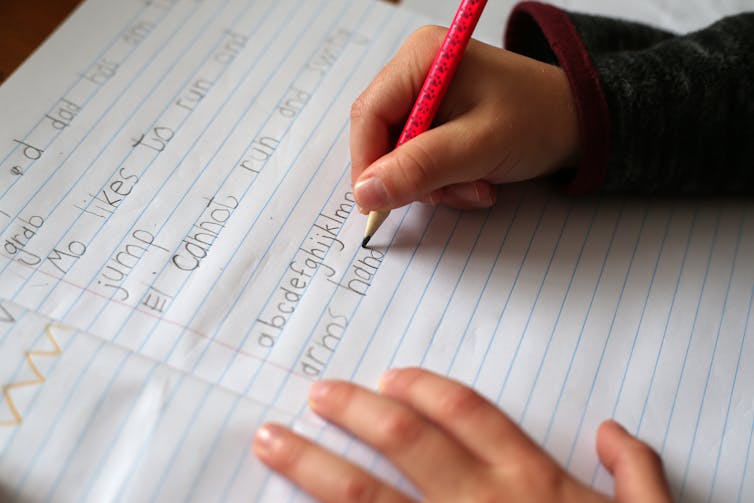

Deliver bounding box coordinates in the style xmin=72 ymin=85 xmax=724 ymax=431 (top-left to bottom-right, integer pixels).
xmin=361 ymin=235 xmax=371 ymax=248
xmin=360 ymin=1 xmax=485 ymax=244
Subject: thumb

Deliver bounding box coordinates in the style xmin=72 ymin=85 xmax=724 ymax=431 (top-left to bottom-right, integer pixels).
xmin=596 ymin=420 xmax=672 ymax=503
xmin=353 ymin=120 xmax=493 ymax=211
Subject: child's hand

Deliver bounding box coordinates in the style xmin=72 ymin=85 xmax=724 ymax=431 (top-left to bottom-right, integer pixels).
xmin=254 ymin=368 xmax=671 ymax=503
xmin=350 ymin=26 xmax=579 ymax=212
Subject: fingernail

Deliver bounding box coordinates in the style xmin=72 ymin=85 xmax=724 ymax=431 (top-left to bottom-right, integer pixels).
xmin=378 ymin=368 xmax=399 ymax=391
xmin=309 ymin=380 xmax=333 ymax=405
xmin=255 ymin=424 xmax=283 ymax=456
xmin=610 ymin=420 xmax=627 ymax=433
xmin=354 ymin=176 xmax=388 ymax=209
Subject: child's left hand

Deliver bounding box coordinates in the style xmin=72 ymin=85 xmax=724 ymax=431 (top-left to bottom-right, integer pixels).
xmin=254 ymin=367 xmax=671 ymax=502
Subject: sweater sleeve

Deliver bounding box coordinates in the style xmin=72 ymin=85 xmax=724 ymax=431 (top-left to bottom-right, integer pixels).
xmin=505 ymin=2 xmax=754 ymax=194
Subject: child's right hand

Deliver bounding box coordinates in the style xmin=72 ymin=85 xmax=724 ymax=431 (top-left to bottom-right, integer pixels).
xmin=350 ymin=26 xmax=580 ymax=213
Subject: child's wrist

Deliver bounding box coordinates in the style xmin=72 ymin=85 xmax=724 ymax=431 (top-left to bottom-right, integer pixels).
xmin=545 ymin=66 xmax=580 ymax=173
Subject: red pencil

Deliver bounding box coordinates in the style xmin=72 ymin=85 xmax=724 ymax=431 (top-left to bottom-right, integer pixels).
xmin=363 ymin=0 xmax=488 ymax=247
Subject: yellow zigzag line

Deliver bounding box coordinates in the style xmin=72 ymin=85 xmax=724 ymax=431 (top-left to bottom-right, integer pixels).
xmin=1 ymin=323 xmax=65 ymax=427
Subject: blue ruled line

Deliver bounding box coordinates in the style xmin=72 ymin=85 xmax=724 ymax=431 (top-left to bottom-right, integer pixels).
xmin=256 ymin=201 xmax=426 ymax=502
xmin=635 ymin=206 xmax=699 ymax=437
xmin=79 ymin=0 xmax=305 ymax=347
xmin=445 ymin=186 xmax=527 ymax=376
xmin=287 ymin=187 xmax=532 ymax=501
xmin=678 ymin=208 xmax=745 ymax=501
xmin=418 ymin=207 xmax=494 ymax=368
xmin=566 ymin=203 xmax=648 ymax=470
xmin=708 ymin=268 xmax=754 ymax=501
xmin=587 ymin=204 xmax=674 ymax=484
xmin=0 ymin=2 xmax=150 ymax=176
xmin=0 ymin=0 xmax=279 ymax=499
xmin=518 ymin=200 xmax=601 ymax=424
xmin=0 ymin=0 xmax=237 ymax=492
xmin=77 ymin=2 xmax=363 ymax=500
xmin=738 ymin=415 xmax=754 ymax=502
xmin=659 ymin=207 xmax=722 ymax=456
xmin=495 ymin=202 xmax=574 ymax=406
xmin=385 ymin=212 xmax=463 ymax=368
xmin=0 ymin=1 xmax=199 ymax=243
xmin=103 ymin=3 xmax=394 ymax=495
xmin=541 ymin=201 xmax=626 ymax=448
xmin=471 ymin=192 xmax=553 ymax=389
xmin=139 ymin=0 xmax=372 ymax=369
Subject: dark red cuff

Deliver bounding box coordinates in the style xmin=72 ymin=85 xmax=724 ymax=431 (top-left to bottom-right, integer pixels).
xmin=505 ymin=1 xmax=610 ymax=193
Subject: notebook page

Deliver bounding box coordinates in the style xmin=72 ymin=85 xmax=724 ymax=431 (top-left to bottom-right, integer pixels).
xmin=0 ymin=0 xmax=414 ymax=395
xmin=0 ymin=0 xmax=752 ymax=501
xmin=0 ymin=300 xmax=310 ymax=501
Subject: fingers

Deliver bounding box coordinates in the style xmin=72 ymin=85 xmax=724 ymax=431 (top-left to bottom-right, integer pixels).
xmin=254 ymin=423 xmax=412 ymax=503
xmin=428 ymin=181 xmax=497 ymax=210
xmin=350 ymin=23 xmax=581 ymax=212
xmin=378 ymin=367 xmax=541 ymax=464
xmin=353 ymin=118 xmax=498 ymax=210
xmin=350 ymin=26 xmax=447 ymax=190
xmin=596 ymin=420 xmax=672 ymax=503
xmin=351 ymin=26 xmax=502 ymax=211
xmin=308 ymin=379 xmax=484 ymax=499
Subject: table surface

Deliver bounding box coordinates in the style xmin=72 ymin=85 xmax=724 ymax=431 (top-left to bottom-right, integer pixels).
xmin=0 ymin=0 xmax=86 ymax=84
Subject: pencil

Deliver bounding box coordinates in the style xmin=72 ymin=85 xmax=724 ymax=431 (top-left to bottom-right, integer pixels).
xmin=361 ymin=0 xmax=487 ymax=248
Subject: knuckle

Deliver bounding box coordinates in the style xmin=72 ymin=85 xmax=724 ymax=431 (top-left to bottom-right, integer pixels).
xmin=313 ymin=381 xmax=354 ymax=416
xmin=375 ymin=408 xmax=424 ymax=453
xmin=500 ymin=457 xmax=530 ymax=481
xmin=327 ymin=381 xmax=355 ymax=410
xmin=466 ymin=486 xmax=500 ymax=503
xmin=631 ymin=440 xmax=663 ymax=468
xmin=270 ymin=436 xmax=304 ymax=473
xmin=535 ymin=460 xmax=565 ymax=490
xmin=437 ymin=385 xmax=486 ymax=421
xmin=506 ymin=455 xmax=561 ymax=488
xmin=395 ymin=144 xmax=435 ymax=196
xmin=350 ymin=94 xmax=369 ymax=123
xmin=403 ymin=26 xmax=447 ymax=80
xmin=409 ymin=25 xmax=446 ymax=45
xmin=338 ymin=473 xmax=377 ymax=503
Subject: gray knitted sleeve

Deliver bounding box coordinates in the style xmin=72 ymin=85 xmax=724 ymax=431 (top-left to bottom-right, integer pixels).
xmin=574 ymin=13 xmax=754 ymax=193
xmin=506 ymin=3 xmax=754 ymax=194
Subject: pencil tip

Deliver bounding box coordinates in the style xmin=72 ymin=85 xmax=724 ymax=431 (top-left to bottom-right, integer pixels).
xmin=361 ymin=236 xmax=371 ymax=248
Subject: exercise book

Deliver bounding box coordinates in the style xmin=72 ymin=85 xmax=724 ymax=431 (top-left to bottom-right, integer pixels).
xmin=0 ymin=0 xmax=752 ymax=501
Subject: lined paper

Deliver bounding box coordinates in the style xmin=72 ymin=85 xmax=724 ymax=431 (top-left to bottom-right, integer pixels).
xmin=0 ymin=0 xmax=752 ymax=501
